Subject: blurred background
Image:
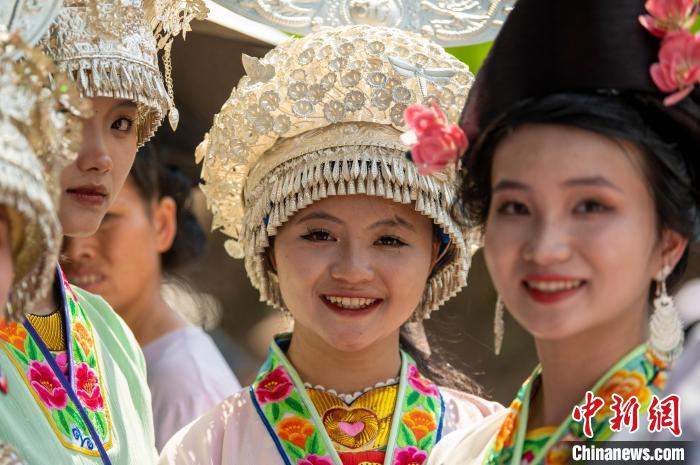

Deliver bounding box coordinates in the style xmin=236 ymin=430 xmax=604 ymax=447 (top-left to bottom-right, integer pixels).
xmin=150 ymin=2 xmax=700 ymax=405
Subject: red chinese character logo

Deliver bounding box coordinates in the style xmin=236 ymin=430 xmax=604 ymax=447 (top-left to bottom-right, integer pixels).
xmin=572 ymin=391 xmax=605 ymax=438
xmin=648 ymin=394 xmax=682 ymax=437
xmin=609 ymin=393 xmax=640 ymax=433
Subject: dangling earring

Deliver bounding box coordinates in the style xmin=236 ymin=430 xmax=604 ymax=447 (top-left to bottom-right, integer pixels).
xmin=649 ymin=266 xmax=684 ymax=364
xmin=494 ymin=295 xmax=505 ymax=355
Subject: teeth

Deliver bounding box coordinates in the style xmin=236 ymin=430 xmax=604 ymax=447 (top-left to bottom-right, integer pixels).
xmin=527 ymin=280 xmax=582 ymax=292
xmin=325 ymin=296 xmax=377 ymax=309
xmin=72 ymin=275 xmax=102 ymax=285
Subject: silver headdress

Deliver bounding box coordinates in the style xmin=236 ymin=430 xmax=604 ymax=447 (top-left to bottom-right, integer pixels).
xmin=198 ymin=25 xmax=479 ymax=319
xmin=0 ymin=32 xmax=89 ymax=318
xmin=41 ymin=0 xmax=208 ymax=145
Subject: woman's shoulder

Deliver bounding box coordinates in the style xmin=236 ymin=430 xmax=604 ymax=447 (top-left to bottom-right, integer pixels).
xmin=158 ymin=387 xmax=264 ymax=464
xmin=429 ymin=407 xmax=509 ymax=465
xmin=439 ymin=386 xmax=505 ymax=434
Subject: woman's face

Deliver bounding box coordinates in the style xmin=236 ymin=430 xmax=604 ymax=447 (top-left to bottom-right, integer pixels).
xmin=0 ymin=209 xmax=13 ymax=313
xmin=274 ymin=195 xmax=437 ymax=353
xmin=59 ymin=97 xmax=138 ymax=237
xmin=61 ymin=178 xmax=175 ymax=317
xmin=484 ymin=124 xmax=684 ymax=341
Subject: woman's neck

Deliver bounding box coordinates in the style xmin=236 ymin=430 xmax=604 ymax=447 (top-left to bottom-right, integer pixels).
xmin=528 ymin=308 xmax=647 ymax=429
xmin=122 ymin=281 xmax=187 ymax=347
xmin=286 ymin=325 xmax=402 ymax=394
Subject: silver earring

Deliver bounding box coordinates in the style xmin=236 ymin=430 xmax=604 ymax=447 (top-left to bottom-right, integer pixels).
xmin=649 ymin=266 xmax=684 ymax=364
xmin=494 ymin=295 xmax=505 ymax=355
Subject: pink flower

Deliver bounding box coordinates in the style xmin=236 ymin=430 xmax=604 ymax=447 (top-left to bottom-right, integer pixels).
xmin=521 ymin=450 xmax=535 ymax=464
xmin=407 ymin=365 xmax=439 ymax=397
xmin=401 ymin=101 xmax=468 ymax=175
xmin=650 ymin=31 xmax=700 ymax=105
xmin=639 ymin=0 xmax=697 ymax=37
xmin=28 ymin=361 xmax=67 ymax=410
xmin=254 ymin=366 xmax=294 ymax=404
xmin=393 ymin=446 xmax=428 ymax=465
xmin=297 ymin=455 xmax=333 ymax=465
xmin=55 ymin=352 xmax=69 ymax=377
xmin=75 ymin=362 xmax=104 ymax=411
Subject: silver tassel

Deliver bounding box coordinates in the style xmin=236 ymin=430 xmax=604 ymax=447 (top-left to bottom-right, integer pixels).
xmin=494 ymin=295 xmax=505 ymax=355
xmin=649 ymin=266 xmax=684 ymax=364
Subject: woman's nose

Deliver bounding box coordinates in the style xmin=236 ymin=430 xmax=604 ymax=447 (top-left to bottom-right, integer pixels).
xmin=329 ymin=241 xmax=376 ymax=284
xmin=76 ymin=118 xmax=112 ymax=174
xmin=521 ymin=218 xmax=572 ymax=265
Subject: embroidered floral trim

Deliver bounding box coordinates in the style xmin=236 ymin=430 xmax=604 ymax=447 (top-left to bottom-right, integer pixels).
xmin=303 ymin=377 xmax=399 ymax=404
xmin=0 ymin=279 xmax=112 ymax=455
xmin=484 ymin=347 xmax=667 ymax=465
xmin=251 ymin=339 xmax=443 ymax=465
xmin=640 ymin=0 xmax=700 ymax=106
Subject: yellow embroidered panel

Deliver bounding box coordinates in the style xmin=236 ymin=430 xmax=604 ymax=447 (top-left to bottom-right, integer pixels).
xmin=26 ymin=312 xmax=65 ymax=352
xmin=306 ymin=384 xmax=399 ymax=453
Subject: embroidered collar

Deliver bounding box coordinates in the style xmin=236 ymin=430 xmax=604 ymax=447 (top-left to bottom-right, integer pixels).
xmin=250 ymin=334 xmax=445 ymax=465
xmin=484 ymin=345 xmax=667 ymax=465
xmin=0 ymin=266 xmax=113 ymax=464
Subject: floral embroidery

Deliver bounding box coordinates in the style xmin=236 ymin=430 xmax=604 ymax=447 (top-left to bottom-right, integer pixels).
xmin=0 ymin=321 xmax=27 ymax=351
xmin=0 ymin=274 xmax=113 ymax=456
xmin=595 ymin=370 xmax=652 ymax=418
xmin=255 ymin=366 xmax=295 ymax=404
xmin=639 ymin=0 xmax=697 ymax=37
xmin=28 ymin=361 xmax=68 ymax=410
xmin=393 ymin=445 xmax=428 ymax=465
xmin=298 ymin=454 xmax=334 ymax=465
xmin=73 ymin=322 xmax=93 ymax=357
xmin=252 ymin=338 xmax=444 ymax=465
xmin=402 ymin=409 xmax=436 ymax=442
xmin=278 ymin=416 xmax=316 ymax=449
xmin=484 ymin=346 xmax=667 ymax=465
xmin=407 ymin=365 xmax=438 ymax=397
xmin=75 ymin=362 xmax=104 ymax=411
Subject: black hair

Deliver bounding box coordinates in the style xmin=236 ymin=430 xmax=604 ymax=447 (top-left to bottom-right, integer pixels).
xmin=458 ymin=92 xmax=700 ymax=290
xmin=130 ymin=145 xmax=207 ymax=272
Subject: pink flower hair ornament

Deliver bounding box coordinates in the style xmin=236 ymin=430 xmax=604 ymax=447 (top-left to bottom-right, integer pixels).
xmin=640 ymin=0 xmax=700 ymax=106
xmin=400 ymin=101 xmax=468 ymax=175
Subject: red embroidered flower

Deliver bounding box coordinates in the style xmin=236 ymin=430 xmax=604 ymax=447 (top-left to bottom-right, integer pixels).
xmin=649 ymin=31 xmax=700 ymax=105
xmin=55 ymin=352 xmax=69 ymax=377
xmin=521 ymin=450 xmax=535 ymax=464
xmin=28 ymin=361 xmax=67 ymax=409
xmin=75 ymin=362 xmax=104 ymax=411
xmin=297 ymin=454 xmax=333 ymax=465
xmin=254 ymin=366 xmax=294 ymax=404
xmin=639 ymin=0 xmax=697 ymax=37
xmin=401 ymin=101 xmax=468 ymax=175
xmin=393 ymin=446 xmax=428 ymax=465
xmin=407 ymin=365 xmax=439 ymax=397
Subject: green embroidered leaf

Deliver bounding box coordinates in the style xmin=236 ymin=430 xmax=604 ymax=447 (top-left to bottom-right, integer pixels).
xmin=406 ymin=390 xmax=421 ymax=408
xmin=55 ymin=410 xmax=71 ymax=436
xmin=68 ymin=298 xmax=78 ymax=317
xmin=67 ymin=405 xmax=84 ymax=429
xmin=92 ymin=410 xmax=107 ymax=438
xmin=285 ymin=397 xmax=305 ymax=415
xmin=417 ymin=431 xmax=435 ymax=451
xmin=398 ymin=422 xmax=414 ymax=447
xmin=307 ymin=432 xmax=321 ymax=454
xmin=15 ymin=350 xmax=29 ymax=366
xmin=272 ymin=402 xmax=282 ymax=422
xmin=425 ymin=395 xmax=437 ymax=412
xmin=73 ymin=339 xmax=86 ymax=363
xmin=285 ymin=442 xmax=305 ymax=462
xmin=26 ymin=342 xmax=39 ymax=361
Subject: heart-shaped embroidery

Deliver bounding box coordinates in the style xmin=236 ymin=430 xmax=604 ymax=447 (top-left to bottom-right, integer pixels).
xmin=323 ymin=407 xmax=379 ymax=449
xmin=338 ymin=421 xmax=365 ymax=437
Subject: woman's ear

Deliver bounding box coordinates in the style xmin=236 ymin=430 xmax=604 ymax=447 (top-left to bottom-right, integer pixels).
xmin=153 ymin=196 xmax=177 ymax=254
xmin=657 ymin=228 xmax=689 ymax=276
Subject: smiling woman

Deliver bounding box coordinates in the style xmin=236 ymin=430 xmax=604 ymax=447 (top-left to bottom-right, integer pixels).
xmin=158 ymin=25 xmax=502 ymax=465
xmin=428 ymin=1 xmax=700 ymax=464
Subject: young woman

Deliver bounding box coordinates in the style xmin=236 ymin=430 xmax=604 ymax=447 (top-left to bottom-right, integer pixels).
xmin=158 ymin=25 xmax=502 ymax=465
xmin=428 ymin=1 xmax=700 ymax=464
xmin=0 ymin=1 xmax=206 ymax=464
xmin=61 ymin=146 xmax=241 ymax=450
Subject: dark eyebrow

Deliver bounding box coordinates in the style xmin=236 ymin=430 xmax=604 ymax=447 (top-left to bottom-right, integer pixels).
xmin=370 ymin=216 xmax=416 ymax=232
xmin=295 ymin=211 xmax=343 ymax=224
xmin=563 ymin=176 xmax=622 ymax=192
xmin=493 ymin=179 xmax=530 ymax=192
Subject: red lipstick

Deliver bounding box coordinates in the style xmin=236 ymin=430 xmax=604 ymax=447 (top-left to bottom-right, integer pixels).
xmin=66 ymin=184 xmax=108 ymax=207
